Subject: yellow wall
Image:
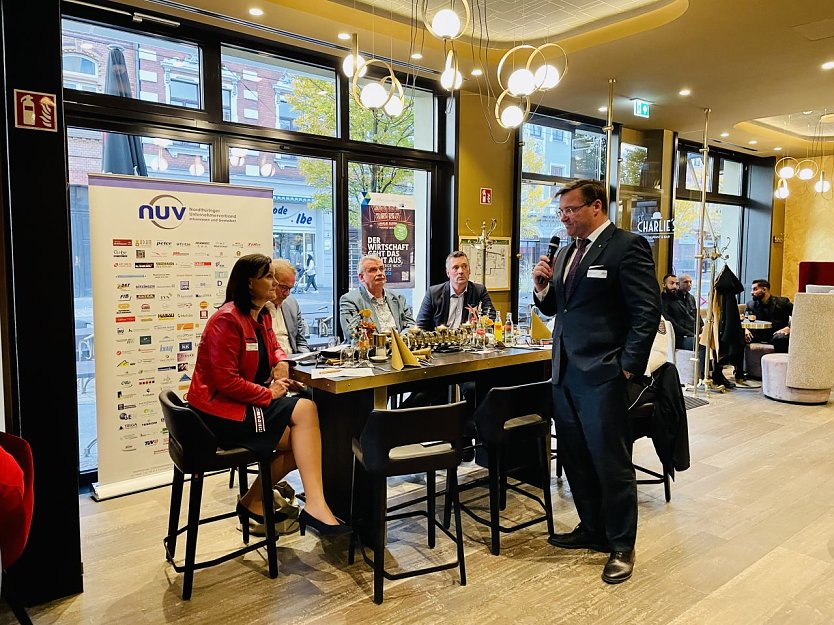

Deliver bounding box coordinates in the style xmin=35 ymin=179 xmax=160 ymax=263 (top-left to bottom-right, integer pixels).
xmin=781 ymin=155 xmax=834 ymax=297
xmin=456 ymin=92 xmax=516 ymax=315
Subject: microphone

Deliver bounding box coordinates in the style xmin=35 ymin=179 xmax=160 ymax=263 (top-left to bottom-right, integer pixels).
xmin=537 ymin=235 xmax=561 ymax=285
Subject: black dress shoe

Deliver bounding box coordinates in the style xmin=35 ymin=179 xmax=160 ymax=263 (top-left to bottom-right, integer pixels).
xmin=298 ymin=509 xmax=352 ymax=537
xmin=547 ymin=523 xmax=609 ymax=552
xmin=602 ymin=550 xmax=635 ymax=584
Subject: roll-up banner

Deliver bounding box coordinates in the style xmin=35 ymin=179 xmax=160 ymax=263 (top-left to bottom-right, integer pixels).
xmin=88 ymin=174 xmax=273 ymax=500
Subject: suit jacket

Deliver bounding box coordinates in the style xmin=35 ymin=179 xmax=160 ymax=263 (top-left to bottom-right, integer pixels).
xmin=265 ymin=298 xmax=309 ymax=354
xmin=339 ymin=285 xmax=415 ymax=337
xmin=416 ymin=281 xmax=494 ymax=330
xmin=534 ymin=223 xmax=661 ymax=385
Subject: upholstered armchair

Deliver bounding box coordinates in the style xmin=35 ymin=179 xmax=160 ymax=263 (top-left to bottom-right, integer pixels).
xmin=761 ymin=293 xmax=834 ymax=404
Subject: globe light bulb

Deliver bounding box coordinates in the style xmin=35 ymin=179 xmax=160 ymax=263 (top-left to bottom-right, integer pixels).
xmin=500 ymin=104 xmax=524 ymax=128
xmin=383 ymin=94 xmax=404 ymax=117
xmin=533 ymin=64 xmax=560 ymax=90
xmin=431 ymin=8 xmax=461 ymax=38
xmin=342 ymin=53 xmax=367 ymax=78
xmin=359 ymin=82 xmax=387 ymax=109
xmin=774 ymin=179 xmax=789 ymax=199
xmin=507 ymin=68 xmax=536 ymax=96
xmin=814 ymin=174 xmax=831 ymax=193
xmin=777 ymin=165 xmax=795 ymax=180
xmin=798 ymin=166 xmax=815 ymax=180
xmin=440 ymin=67 xmax=463 ymax=91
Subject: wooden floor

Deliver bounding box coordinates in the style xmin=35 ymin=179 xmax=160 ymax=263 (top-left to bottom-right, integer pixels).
xmin=3 ymin=388 xmax=834 ymax=625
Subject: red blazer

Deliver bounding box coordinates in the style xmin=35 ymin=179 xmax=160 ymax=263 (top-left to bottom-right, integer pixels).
xmin=187 ymin=302 xmax=287 ymax=421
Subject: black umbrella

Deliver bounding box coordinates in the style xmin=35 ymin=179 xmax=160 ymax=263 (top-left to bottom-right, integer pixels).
xmin=102 ymin=46 xmax=148 ymax=176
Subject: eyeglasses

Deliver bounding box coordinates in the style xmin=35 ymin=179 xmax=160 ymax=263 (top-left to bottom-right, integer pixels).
xmin=276 ymin=283 xmax=293 ymax=292
xmin=555 ymin=201 xmax=591 ymax=218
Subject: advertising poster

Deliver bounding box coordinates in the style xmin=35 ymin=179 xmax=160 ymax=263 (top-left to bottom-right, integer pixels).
xmin=88 ymin=174 xmax=272 ymax=500
xmin=359 ymin=192 xmax=415 ymax=288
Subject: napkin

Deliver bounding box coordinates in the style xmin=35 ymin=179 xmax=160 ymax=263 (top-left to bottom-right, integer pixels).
xmin=390 ymin=329 xmax=420 ymax=370
xmin=531 ymin=313 xmax=552 ymax=341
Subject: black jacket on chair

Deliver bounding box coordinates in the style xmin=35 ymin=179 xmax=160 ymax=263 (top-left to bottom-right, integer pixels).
xmin=416 ymin=281 xmax=494 ymax=330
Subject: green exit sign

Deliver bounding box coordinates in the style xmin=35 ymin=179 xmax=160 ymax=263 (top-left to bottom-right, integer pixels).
xmin=633 ymin=99 xmax=651 ymax=118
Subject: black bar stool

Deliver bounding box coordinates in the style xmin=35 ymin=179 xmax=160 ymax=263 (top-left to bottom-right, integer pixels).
xmin=158 ymin=390 xmax=279 ymax=600
xmin=348 ymin=401 xmax=469 ymax=605
xmin=450 ymin=380 xmax=555 ymax=555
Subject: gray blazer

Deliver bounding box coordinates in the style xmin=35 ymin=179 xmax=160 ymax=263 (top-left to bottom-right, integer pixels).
xmin=339 ymin=285 xmax=415 ymax=338
xmin=266 ymin=298 xmax=309 ymax=354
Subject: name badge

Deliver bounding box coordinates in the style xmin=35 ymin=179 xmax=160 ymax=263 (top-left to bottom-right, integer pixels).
xmin=245 ymin=341 xmax=259 ymax=351
xmin=587 ymin=268 xmax=608 ymax=279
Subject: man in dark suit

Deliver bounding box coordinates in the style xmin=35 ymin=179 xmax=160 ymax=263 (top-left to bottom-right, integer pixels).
xmin=416 ymin=251 xmax=494 ymax=330
xmin=744 ymin=278 xmax=793 ymax=353
xmin=532 ymin=179 xmax=660 ymax=584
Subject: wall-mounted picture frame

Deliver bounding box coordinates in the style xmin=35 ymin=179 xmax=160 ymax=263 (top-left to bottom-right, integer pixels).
xmin=458 ymin=236 xmax=512 ymax=291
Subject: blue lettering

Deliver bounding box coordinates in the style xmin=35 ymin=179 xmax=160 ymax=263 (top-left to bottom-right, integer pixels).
xmin=139 ymin=204 xmax=154 ymax=219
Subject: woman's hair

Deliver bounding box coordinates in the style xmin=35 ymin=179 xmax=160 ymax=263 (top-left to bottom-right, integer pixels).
xmin=307 ymin=254 xmax=314 ymax=264
xmin=225 ymin=253 xmax=273 ymax=312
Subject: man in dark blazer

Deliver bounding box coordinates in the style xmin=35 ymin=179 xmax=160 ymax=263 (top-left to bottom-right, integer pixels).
xmin=532 ymin=179 xmax=660 ymax=584
xmin=416 ymin=251 xmax=495 ymax=330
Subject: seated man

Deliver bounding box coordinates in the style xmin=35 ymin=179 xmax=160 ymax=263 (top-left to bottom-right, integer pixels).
xmin=745 ymin=278 xmax=792 ymax=353
xmin=416 ymin=251 xmax=495 ymax=329
xmin=339 ymin=254 xmax=414 ymax=338
xmin=265 ymin=259 xmax=310 ymax=355
xmin=660 ymin=274 xmax=717 ymax=385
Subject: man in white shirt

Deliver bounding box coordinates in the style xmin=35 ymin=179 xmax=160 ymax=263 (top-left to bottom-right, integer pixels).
xmin=339 ymin=255 xmax=414 ymax=338
xmin=265 ymin=259 xmax=310 ymax=355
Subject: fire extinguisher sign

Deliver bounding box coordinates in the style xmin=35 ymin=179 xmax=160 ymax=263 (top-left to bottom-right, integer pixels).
xmin=13 ymin=89 xmax=58 ymax=132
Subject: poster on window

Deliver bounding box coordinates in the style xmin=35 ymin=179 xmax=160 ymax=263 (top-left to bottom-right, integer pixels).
xmin=359 ymin=192 xmax=415 ymax=288
xmin=88 ymin=174 xmax=272 ymax=500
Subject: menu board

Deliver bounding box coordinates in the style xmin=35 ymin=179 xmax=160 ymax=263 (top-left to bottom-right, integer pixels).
xmin=88 ymin=174 xmax=273 ymax=500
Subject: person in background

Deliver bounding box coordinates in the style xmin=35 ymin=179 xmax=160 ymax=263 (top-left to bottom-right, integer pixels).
xmin=303 ymin=254 xmax=318 ymax=293
xmin=532 ymin=178 xmax=660 ymax=585
xmin=266 ymin=259 xmax=310 ymax=355
xmin=187 ymin=254 xmax=348 ymax=537
xmin=339 ymin=255 xmax=414 ymax=338
xmin=679 ymin=273 xmax=697 ymax=320
xmin=745 ymin=278 xmax=793 ymax=353
xmin=660 ymin=273 xmax=714 ymax=386
xmin=416 ymin=251 xmax=495 ymax=330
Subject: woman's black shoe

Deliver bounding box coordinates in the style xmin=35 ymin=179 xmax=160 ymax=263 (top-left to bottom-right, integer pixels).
xmin=298 ymin=509 xmax=351 ymax=537
xmin=236 ymin=499 xmax=288 ymax=525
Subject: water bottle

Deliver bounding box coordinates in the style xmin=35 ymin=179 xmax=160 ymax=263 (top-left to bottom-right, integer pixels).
xmin=493 ymin=309 xmax=503 ymax=342
xmin=504 ymin=313 xmax=515 ymax=345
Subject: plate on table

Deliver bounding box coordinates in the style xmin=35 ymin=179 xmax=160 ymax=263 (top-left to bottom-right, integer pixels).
xmin=369 ymin=355 xmax=388 ymax=362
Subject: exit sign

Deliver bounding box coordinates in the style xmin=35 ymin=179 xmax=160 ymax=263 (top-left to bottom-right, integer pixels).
xmin=633 ymin=99 xmax=651 ymax=119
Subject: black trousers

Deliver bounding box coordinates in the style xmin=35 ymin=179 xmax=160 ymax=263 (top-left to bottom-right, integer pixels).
xmin=551 ymin=363 xmax=637 ymax=551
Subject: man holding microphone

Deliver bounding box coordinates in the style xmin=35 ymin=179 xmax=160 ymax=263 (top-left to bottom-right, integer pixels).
xmin=532 ymin=179 xmax=660 ymax=584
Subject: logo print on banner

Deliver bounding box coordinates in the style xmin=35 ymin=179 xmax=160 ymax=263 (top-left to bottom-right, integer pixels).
xmin=138 ymin=194 xmax=188 ymax=230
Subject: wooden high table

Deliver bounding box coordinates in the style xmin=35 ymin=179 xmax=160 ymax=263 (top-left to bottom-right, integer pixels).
xmin=291 ymin=347 xmax=552 ymax=520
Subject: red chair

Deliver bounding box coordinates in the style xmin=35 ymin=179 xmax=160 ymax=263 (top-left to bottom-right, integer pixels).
xmin=1 ymin=431 xmax=34 ymax=624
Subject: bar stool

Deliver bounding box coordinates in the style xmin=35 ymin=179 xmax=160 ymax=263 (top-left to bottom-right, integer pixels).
xmin=450 ymin=380 xmax=555 ymax=555
xmin=158 ymin=391 xmax=280 ymax=600
xmin=348 ymin=401 xmax=468 ymax=605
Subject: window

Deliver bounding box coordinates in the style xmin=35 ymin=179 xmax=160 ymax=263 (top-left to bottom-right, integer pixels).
xmin=221 ymin=87 xmax=233 ymax=121
xmin=521 ymin=122 xmax=605 ymax=180
xmin=62 ymin=19 xmax=203 ymax=108
xmin=718 ymin=158 xmax=744 ymax=195
xmin=620 ymin=143 xmax=649 ymax=187
xmin=66 ymin=126 xmax=212 ymax=471
xmin=683 ymin=151 xmax=714 ymax=192
xmin=220 ymin=46 xmax=336 ymax=136
xmin=349 ymin=81 xmax=434 ymax=150
xmin=169 ymin=78 xmax=199 ymax=108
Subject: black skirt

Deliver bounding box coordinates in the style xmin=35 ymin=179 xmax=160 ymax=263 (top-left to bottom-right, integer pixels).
xmin=195 ymin=396 xmax=299 ymax=459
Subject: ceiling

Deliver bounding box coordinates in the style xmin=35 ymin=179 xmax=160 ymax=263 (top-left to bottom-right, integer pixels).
xmin=125 ymin=0 xmax=834 ymax=157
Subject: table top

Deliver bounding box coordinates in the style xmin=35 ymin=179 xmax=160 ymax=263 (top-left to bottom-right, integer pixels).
xmin=741 ymin=320 xmax=772 ymax=329
xmin=290 ymin=346 xmax=552 ymax=394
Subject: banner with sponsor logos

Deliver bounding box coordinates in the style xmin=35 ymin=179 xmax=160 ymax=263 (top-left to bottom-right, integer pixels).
xmin=88 ymin=174 xmax=273 ymax=500
xmin=359 ymin=192 xmax=415 ymax=288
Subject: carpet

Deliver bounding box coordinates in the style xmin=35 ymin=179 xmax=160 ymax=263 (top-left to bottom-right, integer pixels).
xmin=684 ymin=395 xmax=709 ymax=410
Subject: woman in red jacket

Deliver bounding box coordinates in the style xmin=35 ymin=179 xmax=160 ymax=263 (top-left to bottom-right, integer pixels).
xmin=188 ymin=254 xmax=347 ymax=536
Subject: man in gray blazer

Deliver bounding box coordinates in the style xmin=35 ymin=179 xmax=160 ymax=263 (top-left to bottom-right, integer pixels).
xmin=339 ymin=255 xmax=414 ymax=338
xmin=267 ymin=259 xmax=310 ymax=355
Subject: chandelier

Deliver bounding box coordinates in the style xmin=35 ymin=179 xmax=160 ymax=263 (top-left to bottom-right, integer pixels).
xmin=342 ymin=33 xmax=405 ymax=118
xmin=774 ymin=113 xmax=834 ymax=199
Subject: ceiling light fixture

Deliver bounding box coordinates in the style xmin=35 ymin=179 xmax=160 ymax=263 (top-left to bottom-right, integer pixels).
xmin=337 ymin=32 xmax=351 ymax=41
xmin=720 ymin=132 xmax=729 ymax=138
xmin=823 ymin=61 xmax=834 ymax=70
xmin=776 ymin=156 xmax=798 ymax=179
xmin=598 ymin=106 xmax=608 ymax=112
xmin=749 ymin=140 xmax=758 ymax=145
xmin=679 ymin=88 xmax=691 ymax=96
xmin=774 ymin=177 xmax=790 ymax=199
xmin=774 ymin=146 xmax=783 ymax=151
xmin=422 ymin=0 xmax=470 ymax=40
xmin=410 ymin=52 xmax=423 ymax=60
xmin=471 ymin=68 xmax=483 ymax=77
xmin=248 ymin=8 xmax=264 ymax=17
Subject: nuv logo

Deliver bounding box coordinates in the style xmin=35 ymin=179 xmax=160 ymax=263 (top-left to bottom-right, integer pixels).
xmin=139 ymin=194 xmax=187 ymax=230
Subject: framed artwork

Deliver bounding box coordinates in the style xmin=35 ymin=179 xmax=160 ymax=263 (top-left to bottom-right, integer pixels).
xmin=458 ymin=236 xmax=512 ymax=291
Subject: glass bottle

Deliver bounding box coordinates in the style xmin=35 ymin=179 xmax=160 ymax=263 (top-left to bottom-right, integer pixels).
xmin=493 ymin=309 xmax=503 ymax=342
xmin=504 ymin=312 xmax=515 ymax=345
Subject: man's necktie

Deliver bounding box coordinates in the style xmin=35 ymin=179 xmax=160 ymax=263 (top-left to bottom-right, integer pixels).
xmin=563 ymin=238 xmax=590 ymax=298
